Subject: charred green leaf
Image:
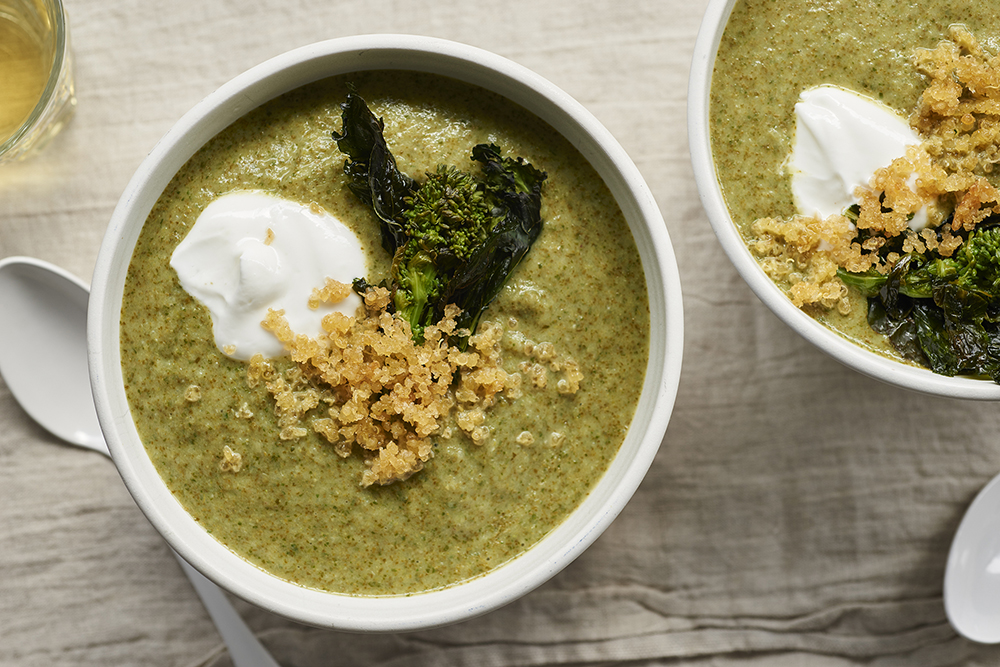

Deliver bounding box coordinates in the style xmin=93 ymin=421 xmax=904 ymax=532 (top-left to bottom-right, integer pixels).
xmin=332 ymin=91 xmax=416 ymax=255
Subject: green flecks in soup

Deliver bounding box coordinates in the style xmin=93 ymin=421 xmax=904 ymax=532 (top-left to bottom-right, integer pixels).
xmin=120 ymin=71 xmax=649 ymax=595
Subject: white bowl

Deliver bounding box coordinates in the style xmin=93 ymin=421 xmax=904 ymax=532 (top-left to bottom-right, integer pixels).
xmin=688 ymin=0 xmax=1000 ymax=401
xmin=89 ymin=35 xmax=684 ymax=630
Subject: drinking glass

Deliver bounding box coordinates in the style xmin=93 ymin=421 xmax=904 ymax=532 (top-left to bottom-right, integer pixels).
xmin=0 ymin=0 xmax=76 ymax=164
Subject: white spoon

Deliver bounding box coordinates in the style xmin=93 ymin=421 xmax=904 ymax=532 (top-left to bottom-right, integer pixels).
xmin=0 ymin=255 xmax=281 ymax=667
xmin=944 ymin=471 xmax=1000 ymax=643
xmin=0 ymin=257 xmax=104 ymax=452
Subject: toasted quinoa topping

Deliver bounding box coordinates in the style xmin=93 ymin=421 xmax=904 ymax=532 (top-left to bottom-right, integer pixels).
xmin=220 ymin=445 xmax=243 ymax=473
xmin=246 ymin=279 xmax=580 ymax=487
xmin=308 ymin=276 xmax=353 ymax=310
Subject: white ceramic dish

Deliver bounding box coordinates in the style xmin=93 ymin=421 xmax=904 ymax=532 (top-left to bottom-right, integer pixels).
xmin=688 ymin=0 xmax=1000 ymax=400
xmin=89 ymin=34 xmax=684 ymax=631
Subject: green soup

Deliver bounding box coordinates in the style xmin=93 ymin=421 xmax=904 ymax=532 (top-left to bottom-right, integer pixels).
xmin=120 ymin=71 xmax=650 ymax=595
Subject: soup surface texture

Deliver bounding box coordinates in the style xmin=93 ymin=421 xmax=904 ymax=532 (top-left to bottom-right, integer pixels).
xmin=120 ymin=71 xmax=649 ymax=595
xmin=710 ymin=0 xmax=999 ymax=360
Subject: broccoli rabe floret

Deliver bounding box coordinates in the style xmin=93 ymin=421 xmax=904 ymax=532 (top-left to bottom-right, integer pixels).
xmin=393 ymin=166 xmax=497 ymax=337
xmin=950 ymin=225 xmax=1000 ymax=293
xmin=403 ymin=166 xmax=494 ymax=261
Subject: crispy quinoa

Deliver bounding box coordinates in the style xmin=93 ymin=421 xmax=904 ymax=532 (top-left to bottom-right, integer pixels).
xmin=246 ymin=280 xmax=583 ymax=487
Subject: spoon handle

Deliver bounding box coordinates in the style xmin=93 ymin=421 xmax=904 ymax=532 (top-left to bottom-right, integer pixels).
xmin=91 ymin=445 xmax=281 ymax=665
xmin=174 ymin=554 xmax=283 ymax=667
xmin=77 ymin=446 xmax=283 ymax=665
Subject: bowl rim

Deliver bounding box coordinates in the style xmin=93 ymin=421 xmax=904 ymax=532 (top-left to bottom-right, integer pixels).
xmin=687 ymin=0 xmax=1000 ymax=401
xmin=89 ymin=33 xmax=685 ymax=630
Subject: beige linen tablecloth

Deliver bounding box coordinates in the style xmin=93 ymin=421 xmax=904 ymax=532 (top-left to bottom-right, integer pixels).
xmin=3 ymin=1 xmax=1000 ymax=665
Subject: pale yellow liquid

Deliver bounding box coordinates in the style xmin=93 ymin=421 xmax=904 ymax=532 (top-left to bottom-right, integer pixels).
xmin=0 ymin=14 xmax=51 ymax=144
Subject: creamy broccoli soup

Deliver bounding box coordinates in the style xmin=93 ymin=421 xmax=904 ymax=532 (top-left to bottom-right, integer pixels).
xmin=120 ymin=71 xmax=649 ymax=595
xmin=711 ymin=0 xmax=1000 ymax=376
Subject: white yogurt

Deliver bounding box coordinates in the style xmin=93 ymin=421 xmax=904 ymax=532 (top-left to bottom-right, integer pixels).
xmin=170 ymin=191 xmax=367 ymax=360
xmin=788 ymin=85 xmax=928 ymax=229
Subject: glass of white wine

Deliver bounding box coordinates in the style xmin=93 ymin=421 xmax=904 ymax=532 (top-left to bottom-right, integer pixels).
xmin=0 ymin=0 xmax=76 ymax=165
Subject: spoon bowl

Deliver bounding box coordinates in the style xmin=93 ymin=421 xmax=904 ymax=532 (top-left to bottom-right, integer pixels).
xmin=944 ymin=471 xmax=1000 ymax=644
xmin=0 ymin=256 xmax=105 ymax=453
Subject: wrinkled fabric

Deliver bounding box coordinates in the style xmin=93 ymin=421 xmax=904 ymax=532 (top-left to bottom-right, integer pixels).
xmin=3 ymin=0 xmax=1000 ymax=666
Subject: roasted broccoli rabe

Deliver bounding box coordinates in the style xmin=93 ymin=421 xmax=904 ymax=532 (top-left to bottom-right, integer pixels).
xmin=333 ymin=92 xmax=547 ymax=343
xmin=839 ymin=218 xmax=1000 ymax=381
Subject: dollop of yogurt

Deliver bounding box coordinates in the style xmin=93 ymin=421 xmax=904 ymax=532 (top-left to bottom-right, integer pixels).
xmin=788 ymin=85 xmax=928 ymax=229
xmin=170 ymin=191 xmax=367 ymax=360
